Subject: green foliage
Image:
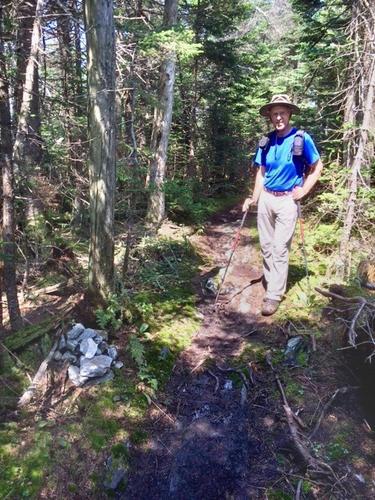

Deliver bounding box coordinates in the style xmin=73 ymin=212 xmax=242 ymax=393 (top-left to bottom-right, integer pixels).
xmin=95 ymin=293 xmax=127 ymax=331
xmin=325 ymin=433 xmax=351 ymax=461
xmin=165 ymin=180 xmax=240 ymax=224
xmin=128 ymin=334 xmax=146 ymax=368
xmin=0 ymin=425 xmax=52 ymax=499
xmin=139 ymin=27 xmax=202 ymax=62
xmin=134 ymin=237 xmax=201 ymax=293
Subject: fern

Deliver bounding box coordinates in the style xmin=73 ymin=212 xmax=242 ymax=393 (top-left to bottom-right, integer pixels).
xmin=128 ymin=335 xmax=145 ymax=368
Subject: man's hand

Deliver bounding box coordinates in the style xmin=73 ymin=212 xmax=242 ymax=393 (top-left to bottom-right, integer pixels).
xmin=242 ymin=197 xmax=256 ymax=212
xmin=292 ymin=186 xmax=305 ymax=201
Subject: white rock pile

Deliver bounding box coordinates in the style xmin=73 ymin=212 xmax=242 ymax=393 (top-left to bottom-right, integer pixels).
xmin=53 ymin=323 xmax=123 ymax=387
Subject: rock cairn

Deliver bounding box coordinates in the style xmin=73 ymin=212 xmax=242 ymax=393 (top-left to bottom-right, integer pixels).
xmin=54 ymin=323 xmax=123 ymax=387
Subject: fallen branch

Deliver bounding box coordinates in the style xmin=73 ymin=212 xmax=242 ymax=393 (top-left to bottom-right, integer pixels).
xmin=316 ymin=287 xmax=375 ymax=352
xmin=265 ymin=353 xmax=306 ymax=430
xmin=18 ymin=336 xmax=60 ymax=407
xmin=28 ymin=279 xmax=73 ymax=297
xmin=295 ymin=478 xmax=303 ymax=500
xmin=315 ymin=287 xmax=374 ymax=307
xmin=266 ymin=353 xmax=337 ymax=477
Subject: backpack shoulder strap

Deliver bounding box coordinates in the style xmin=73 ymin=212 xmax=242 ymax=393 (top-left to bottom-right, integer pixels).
xmin=293 ymin=129 xmax=305 ymax=156
xmin=258 ymin=131 xmax=274 ymax=165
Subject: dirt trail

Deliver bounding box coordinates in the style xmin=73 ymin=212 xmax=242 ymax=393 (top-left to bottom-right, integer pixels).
xmin=125 ymin=206 xmax=289 ymax=499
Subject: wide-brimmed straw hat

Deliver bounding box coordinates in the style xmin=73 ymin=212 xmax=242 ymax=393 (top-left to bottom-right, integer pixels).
xmin=259 ymin=94 xmax=300 ymax=117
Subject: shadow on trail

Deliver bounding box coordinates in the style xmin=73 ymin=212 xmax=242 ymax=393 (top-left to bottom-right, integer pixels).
xmin=124 ymin=207 xmax=286 ymax=499
xmin=124 ymin=308 xmax=283 ymax=500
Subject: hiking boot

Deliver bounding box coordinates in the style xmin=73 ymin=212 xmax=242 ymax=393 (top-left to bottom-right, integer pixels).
xmin=261 ymin=299 xmax=280 ymax=316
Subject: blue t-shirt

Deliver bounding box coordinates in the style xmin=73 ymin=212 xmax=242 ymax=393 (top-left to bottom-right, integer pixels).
xmin=254 ymin=128 xmax=320 ymax=191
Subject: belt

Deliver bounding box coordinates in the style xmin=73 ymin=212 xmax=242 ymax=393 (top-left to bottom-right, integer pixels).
xmin=264 ymin=187 xmax=293 ymax=197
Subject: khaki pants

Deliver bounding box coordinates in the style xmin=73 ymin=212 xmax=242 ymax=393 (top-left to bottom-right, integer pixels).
xmin=257 ymin=190 xmax=298 ymax=301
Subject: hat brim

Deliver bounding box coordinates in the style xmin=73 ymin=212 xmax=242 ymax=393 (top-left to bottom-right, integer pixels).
xmin=259 ymin=102 xmax=300 ymax=117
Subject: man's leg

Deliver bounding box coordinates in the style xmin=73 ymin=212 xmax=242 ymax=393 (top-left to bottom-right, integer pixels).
xmin=257 ymin=191 xmax=276 ymax=288
xmin=266 ymin=196 xmax=298 ymax=302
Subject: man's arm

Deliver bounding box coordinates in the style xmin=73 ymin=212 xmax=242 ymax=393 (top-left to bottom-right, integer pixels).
xmin=242 ymin=166 xmax=265 ymax=211
xmin=292 ymin=158 xmax=323 ymax=201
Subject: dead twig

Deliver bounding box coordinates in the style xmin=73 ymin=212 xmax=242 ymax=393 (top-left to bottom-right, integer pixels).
xmin=265 ymin=353 xmax=306 ymax=430
xmin=309 ymin=386 xmax=359 ymax=439
xmin=151 ymin=399 xmax=175 ymax=424
xmin=207 ymin=369 xmax=220 ymax=393
xmin=295 ymin=478 xmax=303 ymax=500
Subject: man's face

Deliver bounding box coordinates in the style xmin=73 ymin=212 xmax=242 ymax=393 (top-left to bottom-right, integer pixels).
xmin=269 ymin=105 xmax=291 ymax=134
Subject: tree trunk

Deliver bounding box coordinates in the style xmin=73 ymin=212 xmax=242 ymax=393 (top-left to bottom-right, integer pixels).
xmin=56 ymin=1 xmax=76 ymax=161
xmin=85 ymin=0 xmax=116 ymax=299
xmin=12 ymin=0 xmax=46 ymax=246
xmin=0 ymin=5 xmax=23 ymax=330
xmin=337 ymin=0 xmax=375 ymax=278
xmin=146 ymin=0 xmax=178 ymax=227
xmin=14 ymin=0 xmax=42 ymax=165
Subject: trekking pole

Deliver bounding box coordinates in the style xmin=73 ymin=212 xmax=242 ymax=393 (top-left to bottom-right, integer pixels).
xmin=296 ymin=201 xmax=310 ymax=289
xmin=214 ymin=208 xmax=249 ymax=306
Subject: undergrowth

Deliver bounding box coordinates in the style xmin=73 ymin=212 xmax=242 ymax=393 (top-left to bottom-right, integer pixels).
xmin=0 ymin=231 xmax=205 ymax=498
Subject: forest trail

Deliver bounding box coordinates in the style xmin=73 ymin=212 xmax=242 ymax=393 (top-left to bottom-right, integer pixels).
xmin=125 ymin=206 xmax=289 ymax=499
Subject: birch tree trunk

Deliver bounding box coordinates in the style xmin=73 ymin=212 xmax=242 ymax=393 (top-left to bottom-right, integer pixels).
xmin=146 ymin=0 xmax=178 ymax=227
xmin=85 ymin=0 xmax=116 ymax=299
xmin=0 ymin=6 xmax=23 ymax=330
xmin=337 ymin=0 xmax=375 ymax=278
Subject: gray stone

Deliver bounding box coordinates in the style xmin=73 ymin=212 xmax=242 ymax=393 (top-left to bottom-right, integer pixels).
xmin=80 ymin=338 xmax=97 ymax=359
xmin=68 ymin=365 xmax=88 ymax=386
xmin=58 ymin=335 xmax=66 ymax=350
xmin=114 ymin=361 xmax=124 ymax=369
xmin=62 ymin=351 xmax=78 ymax=364
xmin=53 ymin=351 xmax=63 ymax=361
xmin=103 ymin=468 xmax=126 ymax=491
xmin=94 ymin=335 xmax=103 ymax=344
xmin=80 ymin=355 xmax=113 ymax=378
xmin=95 ymin=329 xmax=108 ymax=341
xmin=76 ymin=328 xmax=97 ymax=343
xmin=66 ymin=339 xmax=79 ymax=352
xmin=99 ymin=341 xmax=109 ymax=353
xmin=96 ymin=348 xmax=102 ymax=355
xmin=107 ymin=346 xmax=118 ymax=360
xmin=223 ymin=380 xmax=233 ymax=391
xmin=85 ymin=370 xmax=114 ymax=386
xmin=66 ymin=323 xmax=85 ymax=340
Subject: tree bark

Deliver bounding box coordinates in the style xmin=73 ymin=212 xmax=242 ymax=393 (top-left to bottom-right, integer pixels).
xmin=14 ymin=0 xmax=42 ymax=165
xmin=337 ymin=0 xmax=375 ymax=278
xmin=0 ymin=5 xmax=23 ymax=331
xmin=85 ymin=0 xmax=116 ymax=299
xmin=146 ymin=0 xmax=178 ymax=227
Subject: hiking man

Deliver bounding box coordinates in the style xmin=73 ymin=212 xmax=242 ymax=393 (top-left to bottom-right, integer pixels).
xmin=242 ymin=94 xmax=323 ymax=316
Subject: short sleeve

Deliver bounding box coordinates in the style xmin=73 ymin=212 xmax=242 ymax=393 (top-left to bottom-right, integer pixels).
xmin=253 ymin=147 xmax=263 ymax=167
xmin=303 ymin=133 xmax=320 ymax=166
